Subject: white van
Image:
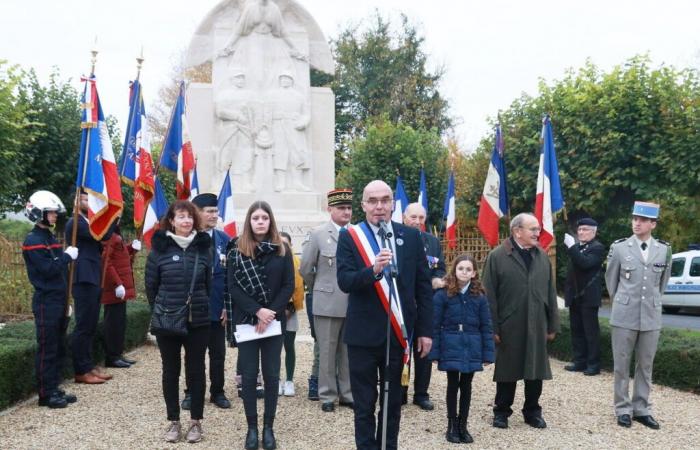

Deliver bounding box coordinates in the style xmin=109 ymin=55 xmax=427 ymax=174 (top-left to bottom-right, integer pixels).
xmin=662 ymin=248 xmax=700 ymax=313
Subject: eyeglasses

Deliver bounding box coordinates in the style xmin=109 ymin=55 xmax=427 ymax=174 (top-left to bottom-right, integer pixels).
xmin=519 ymin=226 xmax=541 ymax=233
xmin=363 ymin=198 xmax=393 ymax=207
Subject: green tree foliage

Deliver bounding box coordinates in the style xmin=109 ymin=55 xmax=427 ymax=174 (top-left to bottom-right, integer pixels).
xmin=336 ymin=118 xmax=449 ymax=225
xmin=0 ymin=62 xmax=38 ymax=213
xmin=331 ymin=13 xmax=451 ymax=172
xmin=471 ymin=56 xmax=700 ymax=279
xmin=15 ymin=68 xmax=81 ymax=213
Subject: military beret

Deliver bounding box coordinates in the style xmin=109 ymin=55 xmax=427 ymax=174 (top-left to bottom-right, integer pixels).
xmin=328 ymin=189 xmax=352 ymax=206
xmin=191 ymin=193 xmax=218 ymax=208
xmin=577 ymin=217 xmax=598 ymax=227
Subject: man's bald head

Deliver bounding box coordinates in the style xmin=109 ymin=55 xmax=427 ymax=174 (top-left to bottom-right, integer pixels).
xmin=403 ymin=202 xmax=426 ymax=230
xmin=361 ymin=180 xmax=393 ymax=225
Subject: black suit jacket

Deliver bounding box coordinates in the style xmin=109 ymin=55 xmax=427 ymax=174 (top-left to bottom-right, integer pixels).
xmin=337 ymin=221 xmax=433 ymax=347
xmin=65 ymin=215 xmax=113 ymax=286
xmin=564 ymin=239 xmax=605 ymax=307
xmin=421 ymin=231 xmax=446 ymax=281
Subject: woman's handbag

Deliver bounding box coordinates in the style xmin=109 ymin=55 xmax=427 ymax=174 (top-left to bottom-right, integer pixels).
xmin=150 ymin=252 xmax=199 ymax=336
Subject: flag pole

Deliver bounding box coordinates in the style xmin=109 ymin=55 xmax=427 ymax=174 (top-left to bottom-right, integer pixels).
xmin=67 ymin=42 xmax=99 ymax=316
xmin=133 ymin=48 xmax=147 ymax=239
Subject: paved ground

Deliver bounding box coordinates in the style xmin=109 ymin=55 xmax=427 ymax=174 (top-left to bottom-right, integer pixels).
xmin=0 ymin=312 xmax=698 ymax=449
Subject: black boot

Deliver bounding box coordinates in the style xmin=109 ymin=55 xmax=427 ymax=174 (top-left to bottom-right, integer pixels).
xmin=262 ymin=417 xmax=277 ymax=450
xmin=245 ymin=416 xmax=258 ymax=450
xmin=458 ymin=415 xmax=473 ymax=443
xmin=446 ymin=416 xmax=460 ymax=443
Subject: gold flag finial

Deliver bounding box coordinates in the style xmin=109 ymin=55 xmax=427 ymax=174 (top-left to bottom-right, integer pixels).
xmin=90 ymin=37 xmax=98 ymax=75
xmin=136 ymin=46 xmax=145 ymax=79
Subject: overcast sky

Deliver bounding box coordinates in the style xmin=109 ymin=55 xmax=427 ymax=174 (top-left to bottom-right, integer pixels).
xmin=2 ymin=0 xmax=698 ymax=150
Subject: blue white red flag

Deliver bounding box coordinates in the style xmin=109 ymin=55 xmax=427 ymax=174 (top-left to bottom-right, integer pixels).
xmin=477 ymin=124 xmax=509 ymax=247
xmin=75 ymin=75 xmax=123 ymax=240
xmin=160 ymin=82 xmax=195 ymax=200
xmin=417 ymin=168 xmax=428 ymax=231
xmin=391 ymin=176 xmax=409 ymax=223
xmin=535 ymin=115 xmax=565 ymax=249
xmin=188 ymin=164 xmax=200 ymax=201
xmin=217 ymin=170 xmax=237 ymax=238
xmin=142 ymin=177 xmax=169 ymax=249
xmin=443 ymin=171 xmax=457 ymax=249
xmin=118 ymin=79 xmax=154 ymax=228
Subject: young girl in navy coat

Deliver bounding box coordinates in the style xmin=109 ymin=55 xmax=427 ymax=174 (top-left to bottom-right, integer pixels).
xmin=429 ymin=254 xmax=495 ymax=444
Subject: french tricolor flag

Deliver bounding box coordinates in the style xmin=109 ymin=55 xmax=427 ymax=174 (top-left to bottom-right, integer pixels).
xmin=391 ymin=176 xmax=409 ymax=223
xmin=535 ymin=115 xmax=565 ymax=250
xmin=477 ymin=124 xmax=509 ymax=247
xmin=443 ymin=171 xmax=457 ymax=249
xmin=217 ymin=170 xmax=237 ymax=238
xmin=188 ymin=164 xmax=200 ymax=201
xmin=160 ymin=82 xmax=196 ymax=200
xmin=417 ymin=168 xmax=428 ymax=231
xmin=76 ymin=75 xmax=123 ymax=240
xmin=143 ymin=177 xmax=169 ymax=249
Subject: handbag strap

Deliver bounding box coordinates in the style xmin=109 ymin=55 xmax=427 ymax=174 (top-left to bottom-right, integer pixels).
xmin=186 ymin=251 xmax=200 ymax=305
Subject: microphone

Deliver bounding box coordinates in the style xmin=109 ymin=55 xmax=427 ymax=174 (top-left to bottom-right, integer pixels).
xmin=377 ymin=220 xmax=393 ymax=239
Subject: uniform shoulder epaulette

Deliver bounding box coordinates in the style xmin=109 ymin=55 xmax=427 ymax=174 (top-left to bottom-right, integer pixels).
xmin=656 ymin=239 xmax=670 ymax=246
xmin=612 ymin=238 xmax=626 ymax=244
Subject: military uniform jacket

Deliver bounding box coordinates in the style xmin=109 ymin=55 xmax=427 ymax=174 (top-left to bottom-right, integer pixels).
xmin=65 ymin=214 xmax=112 ymax=286
xmin=22 ymin=225 xmax=71 ymax=297
xmin=605 ymin=236 xmax=672 ymax=331
xmin=300 ymin=221 xmax=348 ymax=318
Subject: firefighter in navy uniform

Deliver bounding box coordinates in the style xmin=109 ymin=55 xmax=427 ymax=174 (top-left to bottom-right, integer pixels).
xmin=22 ymin=190 xmax=79 ymax=408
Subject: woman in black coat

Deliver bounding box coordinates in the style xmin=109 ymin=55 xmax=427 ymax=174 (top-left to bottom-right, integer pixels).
xmin=225 ymin=200 xmax=294 ymax=450
xmin=145 ymin=200 xmax=212 ymax=444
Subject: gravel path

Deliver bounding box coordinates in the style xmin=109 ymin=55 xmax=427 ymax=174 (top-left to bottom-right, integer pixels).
xmin=1 ymin=313 xmax=698 ymax=449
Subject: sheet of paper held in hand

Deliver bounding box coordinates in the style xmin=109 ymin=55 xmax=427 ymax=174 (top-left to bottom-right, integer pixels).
xmin=234 ymin=320 xmax=282 ymax=343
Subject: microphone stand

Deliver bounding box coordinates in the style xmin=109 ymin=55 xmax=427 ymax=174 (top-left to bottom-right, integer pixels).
xmin=377 ymin=224 xmax=398 ymax=450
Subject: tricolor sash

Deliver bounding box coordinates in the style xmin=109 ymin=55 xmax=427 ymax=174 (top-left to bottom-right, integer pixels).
xmin=347 ymin=222 xmax=410 ymax=364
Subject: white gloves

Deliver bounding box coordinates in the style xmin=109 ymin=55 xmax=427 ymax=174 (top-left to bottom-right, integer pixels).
xmin=65 ymin=246 xmax=79 ymax=260
xmin=131 ymin=239 xmax=142 ymax=251
xmin=563 ymin=233 xmax=576 ymax=249
xmin=115 ymin=285 xmax=126 ymax=299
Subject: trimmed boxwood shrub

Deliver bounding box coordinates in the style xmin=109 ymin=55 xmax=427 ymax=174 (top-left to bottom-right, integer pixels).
xmin=0 ymin=301 xmax=151 ymax=410
xmin=549 ymin=310 xmax=700 ymax=393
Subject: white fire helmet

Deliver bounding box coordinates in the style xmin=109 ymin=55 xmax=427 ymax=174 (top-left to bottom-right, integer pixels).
xmin=25 ymin=190 xmax=66 ymax=224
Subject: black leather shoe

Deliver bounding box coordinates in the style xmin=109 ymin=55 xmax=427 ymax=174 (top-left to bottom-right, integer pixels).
xmin=583 ymin=367 xmax=600 ymax=376
xmin=244 ymin=427 xmax=259 ymax=450
xmin=210 ymin=393 xmax=231 ymax=409
xmin=564 ymin=363 xmax=586 ymax=372
xmin=57 ymin=390 xmax=77 ymax=404
xmin=38 ymin=392 xmax=67 ymax=409
xmin=181 ymin=393 xmax=192 ymax=410
xmin=458 ymin=415 xmax=473 ymax=443
xmin=120 ymin=356 xmax=136 ymax=365
xmin=493 ymin=416 xmax=508 ymax=429
xmin=321 ymin=402 xmax=335 ymax=412
xmin=617 ymin=414 xmax=632 ymax=428
xmin=106 ymin=358 xmax=131 ymax=368
xmin=524 ymin=416 xmax=547 ymax=429
xmin=262 ymin=425 xmax=277 ymax=450
xmin=413 ymin=399 xmax=434 ymax=411
xmin=634 ymin=415 xmax=660 ymax=430
xmin=339 ymin=401 xmax=354 ymax=409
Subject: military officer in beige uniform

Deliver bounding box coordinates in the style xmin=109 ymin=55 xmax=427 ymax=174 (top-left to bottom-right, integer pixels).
xmin=300 ymin=189 xmax=354 ymax=412
xmin=605 ymin=201 xmax=671 ymax=430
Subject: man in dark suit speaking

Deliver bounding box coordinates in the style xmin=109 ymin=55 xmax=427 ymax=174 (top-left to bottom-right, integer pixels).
xmin=336 ymin=180 xmax=433 ymax=450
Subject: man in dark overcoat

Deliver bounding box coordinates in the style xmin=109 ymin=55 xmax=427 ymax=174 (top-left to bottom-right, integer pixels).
xmin=482 ymin=212 xmax=560 ymax=429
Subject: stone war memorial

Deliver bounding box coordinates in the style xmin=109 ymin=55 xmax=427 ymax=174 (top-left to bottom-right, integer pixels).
xmin=184 ymin=0 xmax=336 ymax=245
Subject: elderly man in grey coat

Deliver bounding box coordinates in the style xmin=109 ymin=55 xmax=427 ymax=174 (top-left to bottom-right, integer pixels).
xmin=482 ymin=212 xmax=560 ymax=430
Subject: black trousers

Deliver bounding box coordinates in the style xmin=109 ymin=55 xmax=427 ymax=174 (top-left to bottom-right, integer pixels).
xmin=33 ymin=295 xmax=67 ymax=398
xmin=446 ymin=371 xmax=474 ymax=418
xmin=402 ymin=336 xmax=432 ymax=401
xmin=347 ymin=342 xmax=404 ymax=450
xmin=103 ymin=301 xmax=126 ymax=361
xmin=71 ymin=283 xmax=101 ymax=375
xmin=157 ymin=325 xmax=210 ymax=421
xmin=186 ymin=320 xmax=226 ymax=396
xmin=494 ymin=380 xmax=543 ymax=419
xmin=569 ymin=304 xmax=601 ymax=369
xmin=238 ymin=333 xmax=284 ymax=421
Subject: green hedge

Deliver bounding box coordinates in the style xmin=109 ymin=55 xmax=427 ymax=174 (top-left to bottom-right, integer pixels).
xmin=0 ymin=301 xmax=152 ymax=409
xmin=549 ymin=310 xmax=700 ymax=393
